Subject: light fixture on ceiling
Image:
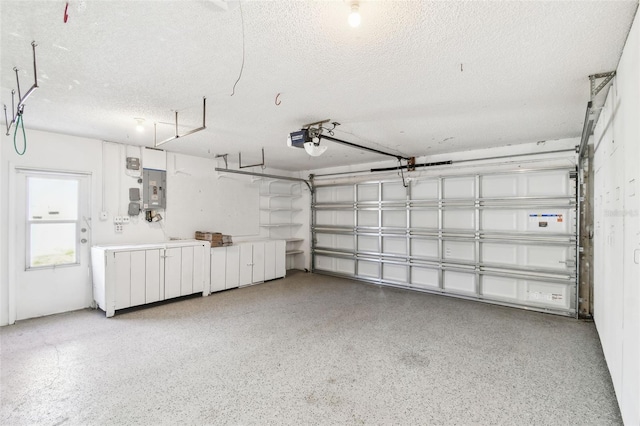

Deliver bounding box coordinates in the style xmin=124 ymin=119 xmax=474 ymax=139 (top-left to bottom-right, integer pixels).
xmin=348 ymin=2 xmax=361 ymax=28
xmin=135 ymin=118 xmax=145 ymax=133
xmin=304 ymin=138 xmax=328 ymax=157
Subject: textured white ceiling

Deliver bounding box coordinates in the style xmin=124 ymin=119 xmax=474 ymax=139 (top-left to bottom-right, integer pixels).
xmin=1 ymin=0 xmax=638 ymax=171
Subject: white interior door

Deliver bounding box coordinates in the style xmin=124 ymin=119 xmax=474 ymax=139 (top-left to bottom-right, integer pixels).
xmin=14 ymin=169 xmax=92 ymax=320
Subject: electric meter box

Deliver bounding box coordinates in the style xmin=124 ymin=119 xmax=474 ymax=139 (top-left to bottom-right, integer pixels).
xmin=142 ymin=169 xmax=166 ymax=210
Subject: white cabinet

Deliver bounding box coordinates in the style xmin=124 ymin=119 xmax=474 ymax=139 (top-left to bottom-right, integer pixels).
xmin=209 ymin=240 xmax=286 ymax=293
xmin=240 ymin=242 xmax=265 ymax=286
xmin=210 ymin=247 xmax=227 ymax=293
xmin=164 ymin=247 xmax=182 ymax=300
xmin=226 ymin=245 xmax=240 ymax=288
xmin=91 ymin=240 xmax=210 ymax=317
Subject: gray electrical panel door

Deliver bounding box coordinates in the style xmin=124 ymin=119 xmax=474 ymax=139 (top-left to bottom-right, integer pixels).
xmin=143 ymin=169 xmax=166 ymax=209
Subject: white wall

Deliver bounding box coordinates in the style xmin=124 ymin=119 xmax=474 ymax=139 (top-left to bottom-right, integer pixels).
xmin=593 ymin=9 xmax=640 ymax=426
xmin=0 ymin=129 xmax=305 ymax=325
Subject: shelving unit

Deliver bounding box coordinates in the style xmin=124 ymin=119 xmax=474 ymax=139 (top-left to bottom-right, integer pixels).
xmin=259 ymin=180 xmax=306 ymax=270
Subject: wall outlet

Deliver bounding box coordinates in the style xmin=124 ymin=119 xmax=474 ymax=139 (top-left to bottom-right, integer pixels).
xmin=115 ymin=224 xmax=123 ymax=233
xmin=122 ymin=216 xmax=130 ymax=224
xmin=114 ymin=216 xmax=123 ymax=224
xmin=99 ymin=211 xmax=108 ymax=221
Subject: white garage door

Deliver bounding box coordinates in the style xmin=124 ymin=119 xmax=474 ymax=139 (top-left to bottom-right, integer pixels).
xmin=312 ymin=167 xmax=578 ymax=316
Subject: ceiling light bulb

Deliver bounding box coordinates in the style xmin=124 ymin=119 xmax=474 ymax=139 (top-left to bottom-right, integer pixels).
xmin=304 ymin=141 xmax=328 ymax=157
xmin=348 ymin=4 xmax=361 ymax=28
xmin=135 ymin=118 xmax=145 ymax=132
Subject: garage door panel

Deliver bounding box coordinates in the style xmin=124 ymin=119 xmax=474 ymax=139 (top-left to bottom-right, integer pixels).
xmin=382 ymin=210 xmax=406 ymax=227
xmin=411 ymin=239 xmax=438 ymax=258
xmin=482 ymin=210 xmax=518 ymax=231
xmin=482 ymin=276 xmax=518 ymax=300
xmin=482 ymin=243 xmax=518 ymax=265
xmin=358 ymin=184 xmax=378 ymax=201
xmin=382 ymin=182 xmax=406 ymax=200
xmin=383 ymin=263 xmax=407 ymax=282
xmin=335 ymin=186 xmax=354 ymax=202
xmin=336 ymin=259 xmax=355 ymax=275
xmin=383 ymin=237 xmax=406 ymax=255
xmin=336 ymin=234 xmax=355 ymax=250
xmin=315 ymin=187 xmax=334 ymax=203
xmin=410 ymin=209 xmax=438 ymax=228
xmin=524 ymin=245 xmax=572 ymax=270
xmin=444 ymin=271 xmax=475 ymax=294
xmin=525 ymin=171 xmax=570 ymax=197
xmin=444 ymin=240 xmax=475 ymax=262
xmin=481 ymin=175 xmax=518 ymax=198
xmin=411 ymin=267 xmax=439 ymax=289
xmin=358 ymin=210 xmax=378 ymax=227
xmin=357 ymin=260 xmax=379 ymax=279
xmin=336 ymin=211 xmax=354 ymax=226
xmin=316 ymin=234 xmax=334 ymax=248
xmin=411 ymin=180 xmax=438 ymax=200
xmin=316 ymin=211 xmax=335 ymax=226
xmin=443 ymin=177 xmax=475 ymax=198
xmin=443 ymin=210 xmax=475 ymax=230
xmin=526 ymin=280 xmax=571 ymax=310
xmin=358 ymin=236 xmax=379 ymax=252
xmin=315 ymin=255 xmax=334 ymax=272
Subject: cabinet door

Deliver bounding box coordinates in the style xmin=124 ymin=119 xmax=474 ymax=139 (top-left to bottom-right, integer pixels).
xmin=210 ymin=247 xmax=226 ymax=293
xmin=264 ymin=241 xmax=276 ymax=281
xmin=275 ymin=240 xmax=286 ymax=278
xmin=225 ymin=245 xmax=240 ymax=289
xmin=252 ymin=242 xmax=265 ymax=283
xmin=192 ymin=245 xmax=206 ymax=294
xmin=164 ymin=247 xmax=182 ymax=299
xmin=114 ymin=252 xmax=131 ymax=310
xmin=130 ymin=251 xmax=146 ymax=307
xmin=180 ymin=246 xmax=194 ymax=296
xmin=145 ymin=249 xmax=162 ymax=303
xmin=239 ymin=243 xmax=253 ymax=286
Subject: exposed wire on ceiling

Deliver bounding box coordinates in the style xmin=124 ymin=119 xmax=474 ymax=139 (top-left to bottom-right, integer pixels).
xmin=275 ymin=93 xmax=281 ymax=105
xmin=230 ymin=0 xmax=245 ymax=96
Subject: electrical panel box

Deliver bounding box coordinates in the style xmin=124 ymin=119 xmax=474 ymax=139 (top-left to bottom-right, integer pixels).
xmin=143 ymin=169 xmax=166 ymax=210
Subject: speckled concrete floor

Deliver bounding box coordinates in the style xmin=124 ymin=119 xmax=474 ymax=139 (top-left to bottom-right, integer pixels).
xmin=1 ymin=271 xmax=621 ymax=425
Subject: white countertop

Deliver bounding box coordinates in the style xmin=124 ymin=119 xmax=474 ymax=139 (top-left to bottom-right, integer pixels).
xmin=92 ymin=239 xmax=208 ymax=251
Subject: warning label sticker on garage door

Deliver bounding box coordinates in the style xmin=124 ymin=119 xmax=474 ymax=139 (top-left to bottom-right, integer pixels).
xmin=529 ymin=213 xmax=563 ymax=228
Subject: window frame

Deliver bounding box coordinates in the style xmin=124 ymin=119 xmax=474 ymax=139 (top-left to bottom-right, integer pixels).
xmin=25 ymin=174 xmax=82 ymax=271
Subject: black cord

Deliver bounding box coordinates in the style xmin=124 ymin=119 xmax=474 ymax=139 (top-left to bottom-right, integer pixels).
xmin=230 ymin=1 xmax=245 ymax=96
xmin=398 ymin=159 xmax=408 ymax=187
